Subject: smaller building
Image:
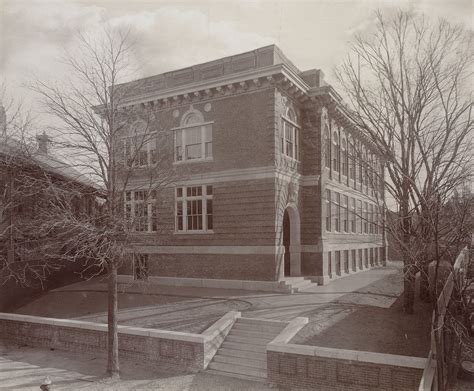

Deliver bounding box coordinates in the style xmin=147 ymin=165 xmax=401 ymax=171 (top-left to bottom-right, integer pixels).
xmin=0 ymin=122 xmax=100 ymax=310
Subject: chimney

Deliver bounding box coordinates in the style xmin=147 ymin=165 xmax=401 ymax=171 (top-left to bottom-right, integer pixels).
xmin=299 ymin=69 xmax=326 ymax=88
xmin=36 ymin=131 xmax=51 ymax=154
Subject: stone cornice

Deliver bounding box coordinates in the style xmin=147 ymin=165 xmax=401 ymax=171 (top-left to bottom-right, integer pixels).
xmin=116 ymin=64 xmax=311 ymax=110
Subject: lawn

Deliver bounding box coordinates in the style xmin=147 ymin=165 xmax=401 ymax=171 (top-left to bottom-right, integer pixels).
xmin=291 ymin=269 xmax=432 ymax=358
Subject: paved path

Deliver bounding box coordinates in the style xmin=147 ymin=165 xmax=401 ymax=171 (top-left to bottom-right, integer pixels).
xmin=3 ymin=264 xmax=403 ymax=390
xmin=0 ymin=343 xmax=275 ymax=390
xmin=14 ymin=263 xmax=401 ymax=333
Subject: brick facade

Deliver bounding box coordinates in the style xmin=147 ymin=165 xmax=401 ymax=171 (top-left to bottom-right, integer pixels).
xmin=117 ymin=45 xmax=387 ymax=287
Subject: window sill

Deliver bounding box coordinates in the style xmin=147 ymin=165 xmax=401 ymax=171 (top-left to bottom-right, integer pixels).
xmin=173 ymin=158 xmax=214 ymax=165
xmin=174 ymin=230 xmax=214 ymax=235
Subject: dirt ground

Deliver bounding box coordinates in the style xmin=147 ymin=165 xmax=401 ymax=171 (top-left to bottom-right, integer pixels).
xmin=291 ymin=269 xmax=432 ymax=357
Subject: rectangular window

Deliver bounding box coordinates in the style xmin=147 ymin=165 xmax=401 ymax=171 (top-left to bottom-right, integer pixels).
xmin=124 ymin=135 xmax=157 ymax=167
xmin=359 ymin=249 xmax=363 ymax=269
xmin=281 ymin=119 xmax=300 ymax=160
xmin=351 ymin=198 xmax=356 ymax=233
xmin=124 ymin=190 xmax=157 ymax=233
xmin=343 ymin=195 xmax=349 ymax=233
xmin=349 ymin=145 xmax=356 ymax=180
xmin=358 ymin=200 xmax=363 ymax=233
xmin=344 ymin=250 xmax=349 ymax=273
xmin=328 ymin=252 xmax=332 ymax=277
xmin=352 ymin=249 xmax=357 ymax=271
xmin=333 ymin=192 xmax=340 ymax=232
xmin=133 ymin=254 xmax=149 ymax=280
xmin=364 ymin=248 xmax=369 ymax=267
xmin=364 ymin=202 xmax=368 ymax=233
xmin=325 ymin=189 xmax=331 ymax=231
xmin=335 ymin=250 xmax=341 ymax=275
xmin=369 ymin=204 xmax=374 ymax=234
xmin=176 ymin=185 xmax=213 ymax=232
xmin=175 ymin=124 xmax=212 ymax=162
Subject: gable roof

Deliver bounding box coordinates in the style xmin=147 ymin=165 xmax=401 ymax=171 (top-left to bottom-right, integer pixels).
xmin=0 ymin=136 xmax=100 ymax=190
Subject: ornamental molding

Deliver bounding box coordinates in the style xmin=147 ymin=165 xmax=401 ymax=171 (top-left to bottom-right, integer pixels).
xmin=117 ymin=64 xmax=311 ymax=110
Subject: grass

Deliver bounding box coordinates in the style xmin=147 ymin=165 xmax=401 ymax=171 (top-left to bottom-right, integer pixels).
xmin=292 ymin=269 xmax=432 ymax=358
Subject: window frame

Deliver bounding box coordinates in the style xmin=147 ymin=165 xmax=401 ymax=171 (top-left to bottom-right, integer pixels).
xmin=325 ymin=189 xmax=331 ymax=232
xmin=123 ymin=120 xmax=157 ymax=168
xmin=124 ymin=189 xmax=158 ymax=233
xmin=175 ymin=185 xmax=213 ymax=233
xmin=281 ymin=109 xmax=301 ymax=161
xmin=173 ymin=121 xmax=214 ymax=163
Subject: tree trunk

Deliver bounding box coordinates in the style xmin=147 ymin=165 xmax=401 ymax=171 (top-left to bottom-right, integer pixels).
xmin=107 ymin=261 xmax=120 ymax=377
xmin=419 ymin=264 xmax=431 ymax=302
xmin=403 ymin=262 xmax=416 ymax=314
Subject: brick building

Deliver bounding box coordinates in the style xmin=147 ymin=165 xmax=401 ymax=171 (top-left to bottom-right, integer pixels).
xmin=116 ymin=45 xmax=387 ymax=291
xmin=0 ymin=126 xmax=101 ymax=310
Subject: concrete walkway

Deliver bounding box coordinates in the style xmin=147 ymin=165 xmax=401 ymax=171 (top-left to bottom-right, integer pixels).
xmin=3 ymin=264 xmax=404 ymax=390
xmin=0 ymin=343 xmax=275 ymax=390
xmin=13 ymin=264 xmax=401 ymax=332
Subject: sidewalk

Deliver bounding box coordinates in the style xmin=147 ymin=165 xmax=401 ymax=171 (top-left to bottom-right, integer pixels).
xmin=0 ymin=343 xmax=275 ymax=390
xmin=13 ymin=264 xmax=401 ymax=333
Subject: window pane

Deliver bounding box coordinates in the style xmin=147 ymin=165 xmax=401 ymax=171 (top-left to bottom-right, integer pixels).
xmin=205 ymin=142 xmax=212 ymax=158
xmin=186 ymin=127 xmax=201 ymax=144
xmin=206 ymin=185 xmax=213 ymax=195
xmin=204 ymin=125 xmax=212 ymax=142
xmin=177 ymin=188 xmax=183 ymax=198
xmin=186 ymin=144 xmax=201 ymax=160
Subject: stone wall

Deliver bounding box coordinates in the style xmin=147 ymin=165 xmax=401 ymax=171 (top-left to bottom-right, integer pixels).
xmin=267 ymin=343 xmax=426 ymax=390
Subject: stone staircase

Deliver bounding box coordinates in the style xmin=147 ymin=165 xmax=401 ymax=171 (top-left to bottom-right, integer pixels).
xmin=280 ymin=276 xmax=318 ymax=292
xmin=206 ymin=317 xmax=288 ymax=381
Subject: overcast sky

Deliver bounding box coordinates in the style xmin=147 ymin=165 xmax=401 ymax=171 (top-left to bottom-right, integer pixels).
xmin=1 ymin=0 xmax=472 ymax=113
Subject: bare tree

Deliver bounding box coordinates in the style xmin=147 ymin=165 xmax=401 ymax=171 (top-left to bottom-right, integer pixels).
xmin=29 ymin=27 xmax=174 ymax=378
xmin=336 ymin=10 xmax=473 ymax=315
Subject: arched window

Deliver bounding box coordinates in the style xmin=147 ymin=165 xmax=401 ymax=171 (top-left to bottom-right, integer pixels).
xmin=341 ymin=136 xmax=348 ymax=177
xmin=324 ymin=126 xmax=331 ymax=169
xmin=175 ymin=109 xmax=212 ymax=162
xmin=332 ymin=131 xmax=340 ymax=172
xmin=123 ymin=120 xmax=156 ymax=167
xmin=281 ymin=107 xmax=300 ymax=160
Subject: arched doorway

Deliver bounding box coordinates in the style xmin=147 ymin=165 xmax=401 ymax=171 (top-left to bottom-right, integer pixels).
xmin=282 ymin=204 xmax=301 ymax=277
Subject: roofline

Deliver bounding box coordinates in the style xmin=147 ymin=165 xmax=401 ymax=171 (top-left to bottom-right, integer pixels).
xmin=113 ymin=63 xmax=310 ymax=109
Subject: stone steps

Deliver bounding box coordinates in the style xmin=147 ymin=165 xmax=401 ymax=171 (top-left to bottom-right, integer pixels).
xmin=206 ymin=317 xmax=287 ymax=381
xmin=221 ymin=341 xmax=266 ymax=353
xmin=280 ymin=277 xmax=318 ymax=292
xmin=218 ymin=347 xmax=266 ymax=361
xmin=213 ymin=354 xmax=267 ymax=369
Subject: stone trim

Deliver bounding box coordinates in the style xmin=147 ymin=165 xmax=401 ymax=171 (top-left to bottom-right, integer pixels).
xmin=126 ymin=166 xmax=318 ymax=188
xmin=129 ymin=245 xmax=284 ymax=255
xmin=202 ymin=311 xmax=241 ymax=368
xmin=118 ymin=63 xmax=310 ymax=108
xmin=267 ymin=342 xmax=427 ymax=369
xmin=117 ymin=275 xmax=290 ymax=293
xmin=269 ymin=317 xmax=309 ymax=344
xmin=0 ymin=312 xmax=205 ymax=343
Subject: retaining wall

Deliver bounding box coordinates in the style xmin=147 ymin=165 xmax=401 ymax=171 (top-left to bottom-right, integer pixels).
xmin=0 ymin=311 xmax=240 ymax=373
xmin=267 ymin=342 xmax=426 ymax=390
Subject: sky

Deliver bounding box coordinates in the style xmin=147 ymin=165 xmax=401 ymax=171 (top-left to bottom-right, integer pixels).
xmin=1 ymin=0 xmax=472 ymax=111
